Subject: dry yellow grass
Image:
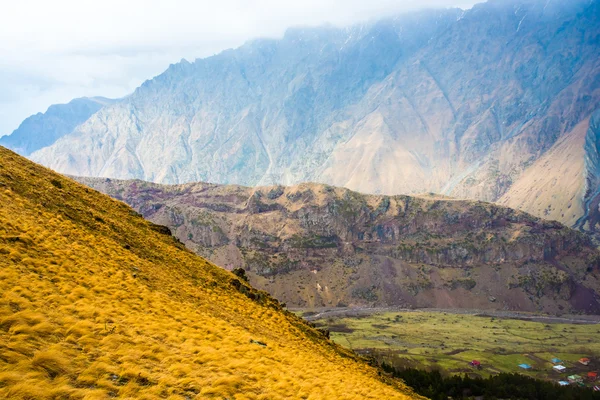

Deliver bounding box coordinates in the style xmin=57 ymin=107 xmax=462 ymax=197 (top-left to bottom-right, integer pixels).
xmin=0 ymin=147 xmax=421 ymax=399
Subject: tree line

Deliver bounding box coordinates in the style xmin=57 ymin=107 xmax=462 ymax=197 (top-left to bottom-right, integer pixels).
xmin=380 ymin=364 xmax=600 ymax=400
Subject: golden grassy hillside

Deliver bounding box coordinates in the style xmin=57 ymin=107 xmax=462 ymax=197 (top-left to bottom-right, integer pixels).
xmin=0 ymin=147 xmax=421 ymax=400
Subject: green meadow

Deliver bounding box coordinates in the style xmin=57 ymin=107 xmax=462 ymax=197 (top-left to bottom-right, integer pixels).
xmin=312 ymin=311 xmax=600 ymax=383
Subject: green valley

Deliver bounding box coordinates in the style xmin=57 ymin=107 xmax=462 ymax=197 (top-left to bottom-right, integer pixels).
xmin=309 ymin=309 xmax=600 ymax=384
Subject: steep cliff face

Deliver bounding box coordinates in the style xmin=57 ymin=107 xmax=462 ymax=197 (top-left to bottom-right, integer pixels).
xmin=575 ymin=109 xmax=600 ymax=232
xmin=26 ymin=0 xmax=600 ymax=227
xmin=497 ymin=118 xmax=590 ymax=227
xmin=0 ymin=97 xmax=114 ymax=156
xmin=501 ymin=109 xmax=600 ymax=232
xmin=78 ymin=177 xmax=600 ymax=314
xmin=316 ymin=0 xmax=600 ymax=200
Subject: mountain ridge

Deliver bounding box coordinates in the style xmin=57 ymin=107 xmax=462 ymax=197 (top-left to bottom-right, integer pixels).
xmin=76 ymin=175 xmax=600 ymax=314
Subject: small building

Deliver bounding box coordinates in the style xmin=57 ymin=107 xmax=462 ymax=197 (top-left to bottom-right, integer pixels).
xmin=519 ymin=364 xmax=532 ymax=370
xmin=553 ymin=365 xmax=566 ymax=373
xmin=568 ymin=375 xmax=583 ymax=384
xmin=588 ymin=372 xmax=598 ymax=381
xmin=551 ymin=358 xmax=562 ymax=364
xmin=558 ymin=381 xmax=569 ymax=386
xmin=579 ymin=358 xmax=591 ymax=366
xmin=469 ymin=360 xmax=481 ymax=368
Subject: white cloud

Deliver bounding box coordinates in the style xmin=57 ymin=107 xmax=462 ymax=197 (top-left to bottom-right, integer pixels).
xmin=0 ymin=0 xmax=478 ymax=135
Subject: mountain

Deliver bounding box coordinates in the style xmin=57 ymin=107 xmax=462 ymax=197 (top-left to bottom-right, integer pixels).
xmin=0 ymin=146 xmax=420 ymax=399
xmin=30 ymin=8 xmax=461 ymax=183
xmin=77 ymin=176 xmax=600 ymax=314
xmin=26 ymin=0 xmax=600 ymax=228
xmin=0 ymin=97 xmax=114 ymax=156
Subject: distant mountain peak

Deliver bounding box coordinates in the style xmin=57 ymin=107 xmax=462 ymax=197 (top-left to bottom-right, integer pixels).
xmin=0 ymin=96 xmax=116 ymax=156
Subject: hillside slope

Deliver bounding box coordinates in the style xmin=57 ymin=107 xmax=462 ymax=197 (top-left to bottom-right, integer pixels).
xmin=77 ymin=177 xmax=600 ymax=314
xmin=28 ymin=0 xmax=600 ymax=227
xmin=0 ymin=146 xmax=420 ymax=399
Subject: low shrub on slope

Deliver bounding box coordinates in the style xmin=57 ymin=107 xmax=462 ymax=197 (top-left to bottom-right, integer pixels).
xmin=0 ymin=147 xmax=420 ymax=400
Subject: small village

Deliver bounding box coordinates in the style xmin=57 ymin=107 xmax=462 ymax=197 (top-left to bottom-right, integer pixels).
xmin=469 ymin=356 xmax=600 ymax=391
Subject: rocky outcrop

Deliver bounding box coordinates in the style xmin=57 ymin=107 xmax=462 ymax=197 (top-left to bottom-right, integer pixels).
xmin=77 ymin=177 xmax=600 ymax=314
xmin=26 ymin=0 xmax=600 ymax=228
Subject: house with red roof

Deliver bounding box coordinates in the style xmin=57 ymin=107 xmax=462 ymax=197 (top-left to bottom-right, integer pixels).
xmin=469 ymin=360 xmax=482 ymax=369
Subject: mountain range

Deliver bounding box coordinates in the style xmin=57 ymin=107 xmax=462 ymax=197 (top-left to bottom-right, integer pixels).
xmin=77 ymin=176 xmax=600 ymax=314
xmin=4 ymin=0 xmax=600 ymax=396
xmin=1 ymin=0 xmax=597 ymax=230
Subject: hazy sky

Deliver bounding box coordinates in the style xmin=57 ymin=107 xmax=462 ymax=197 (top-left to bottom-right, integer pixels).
xmin=0 ymin=0 xmax=478 ymax=135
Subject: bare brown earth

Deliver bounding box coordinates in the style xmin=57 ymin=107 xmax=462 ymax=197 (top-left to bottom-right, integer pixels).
xmin=77 ymin=177 xmax=600 ymax=314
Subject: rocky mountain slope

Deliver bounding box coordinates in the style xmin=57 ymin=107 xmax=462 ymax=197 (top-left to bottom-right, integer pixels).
xmin=25 ymin=0 xmax=600 ymax=227
xmin=0 ymin=97 xmax=114 ymax=156
xmin=0 ymin=146 xmax=420 ymax=399
xmin=78 ymin=176 xmax=600 ymax=314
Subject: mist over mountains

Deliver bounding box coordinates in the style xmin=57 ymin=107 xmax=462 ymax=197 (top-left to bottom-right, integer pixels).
xmin=3 ymin=0 xmax=599 ymax=228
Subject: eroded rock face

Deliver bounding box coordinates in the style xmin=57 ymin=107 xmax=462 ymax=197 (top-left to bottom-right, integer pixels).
xmin=575 ymin=110 xmax=600 ymax=232
xmin=77 ymin=177 xmax=600 ymax=314
xmin=28 ymin=0 xmax=600 ymax=227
